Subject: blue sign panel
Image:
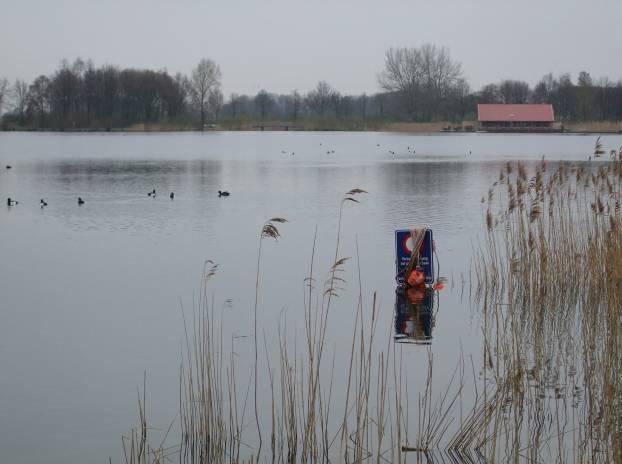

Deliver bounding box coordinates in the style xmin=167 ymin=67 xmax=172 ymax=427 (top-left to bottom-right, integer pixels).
xmin=395 ymin=229 xmax=434 ymax=286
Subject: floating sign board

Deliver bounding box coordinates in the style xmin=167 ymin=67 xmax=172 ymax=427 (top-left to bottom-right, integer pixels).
xmin=395 ymin=229 xmax=434 ymax=286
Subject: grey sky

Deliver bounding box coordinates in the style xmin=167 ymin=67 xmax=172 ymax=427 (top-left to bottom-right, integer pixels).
xmin=1 ymin=0 xmax=621 ymax=96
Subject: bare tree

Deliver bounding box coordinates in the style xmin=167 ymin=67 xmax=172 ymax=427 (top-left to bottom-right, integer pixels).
xmin=479 ymin=83 xmax=500 ymax=103
xmin=228 ymin=93 xmax=241 ymax=118
xmin=379 ymin=44 xmax=462 ymax=118
xmin=498 ymin=80 xmax=530 ymax=104
xmin=330 ymin=91 xmax=350 ymax=118
xmin=374 ymin=93 xmax=386 ymax=118
xmin=0 ymin=77 xmax=8 ymax=115
xmin=27 ymin=75 xmax=51 ymax=127
xmin=12 ymin=79 xmax=29 ymax=122
xmin=305 ymin=81 xmax=335 ymax=115
xmin=578 ymin=71 xmax=593 ymax=87
xmin=290 ymin=90 xmax=302 ymax=121
xmin=445 ymin=78 xmax=471 ymax=121
xmin=190 ymin=58 xmax=222 ymax=129
xmin=169 ymin=72 xmax=189 ymax=118
xmin=207 ymin=87 xmax=223 ymax=120
xmin=254 ymin=89 xmax=273 ymax=119
xmin=49 ymin=60 xmax=81 ymax=124
xmin=577 ymin=71 xmax=594 ymax=120
xmin=419 ymin=44 xmax=463 ymax=114
xmin=378 ymin=47 xmax=422 ymax=116
xmin=356 ymin=93 xmax=368 ymax=118
xmin=532 ymin=74 xmax=557 ymax=104
xmin=557 ymin=73 xmax=575 ymax=120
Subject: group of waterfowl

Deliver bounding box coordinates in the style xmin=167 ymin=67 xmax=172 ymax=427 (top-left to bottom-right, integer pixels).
xmin=382 ymin=145 xmax=472 ymax=157
xmin=279 ymin=143 xmax=431 ymax=158
xmin=277 ymin=143 xmax=470 ymax=159
xmin=5 ymin=164 xmax=231 ymax=208
xmin=144 ymin=188 xmax=229 ymax=198
xmin=7 ymin=196 xmax=87 ymax=207
xmin=281 ymin=144 xmax=340 ymax=156
xmin=7 ymin=189 xmax=230 ymax=208
xmin=386 ymin=145 xmax=416 ymax=156
xmin=146 ymin=189 xmax=178 ymax=199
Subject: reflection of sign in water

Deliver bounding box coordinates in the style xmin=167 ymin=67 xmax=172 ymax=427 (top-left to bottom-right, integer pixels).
xmin=395 ymin=229 xmax=434 ymax=285
xmin=394 ymin=286 xmax=435 ymax=344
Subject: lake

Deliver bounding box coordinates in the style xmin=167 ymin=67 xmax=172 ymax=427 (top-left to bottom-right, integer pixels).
xmin=0 ymin=131 xmax=618 ymax=463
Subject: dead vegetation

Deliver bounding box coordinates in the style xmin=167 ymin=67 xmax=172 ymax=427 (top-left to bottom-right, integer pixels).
xmin=121 ymin=188 xmax=429 ymax=463
xmin=121 ymin=141 xmax=622 ymax=463
xmin=471 ymin=141 xmax=622 ymax=462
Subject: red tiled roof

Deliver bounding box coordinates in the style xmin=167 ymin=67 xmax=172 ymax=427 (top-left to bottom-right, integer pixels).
xmin=478 ymin=104 xmax=555 ymax=122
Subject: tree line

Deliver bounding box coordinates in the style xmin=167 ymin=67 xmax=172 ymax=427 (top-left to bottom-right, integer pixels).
xmin=1 ymin=46 xmax=621 ymax=130
xmin=0 ymin=58 xmax=221 ymax=130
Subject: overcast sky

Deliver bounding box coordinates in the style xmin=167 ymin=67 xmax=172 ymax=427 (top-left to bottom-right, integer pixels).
xmin=1 ymin=0 xmax=621 ymax=96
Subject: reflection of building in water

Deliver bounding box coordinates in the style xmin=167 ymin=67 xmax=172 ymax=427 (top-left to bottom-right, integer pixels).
xmin=394 ymin=286 xmax=436 ymax=345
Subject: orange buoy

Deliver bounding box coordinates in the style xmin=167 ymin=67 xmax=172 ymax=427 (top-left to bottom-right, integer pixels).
xmin=407 ymin=267 xmax=426 ymax=288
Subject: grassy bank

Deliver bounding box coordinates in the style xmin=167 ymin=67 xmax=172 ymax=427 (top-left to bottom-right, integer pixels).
xmin=564 ymin=120 xmax=622 ymax=133
xmin=133 ymin=119 xmax=620 ymax=134
xmin=118 ymin=119 xmax=475 ymax=133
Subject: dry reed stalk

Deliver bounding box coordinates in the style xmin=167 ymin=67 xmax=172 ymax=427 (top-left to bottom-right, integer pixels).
xmin=469 ymin=142 xmax=622 ymax=462
xmin=253 ymin=217 xmax=288 ymax=462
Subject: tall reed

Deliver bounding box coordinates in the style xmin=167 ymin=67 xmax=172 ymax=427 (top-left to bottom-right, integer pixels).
xmin=118 ymin=142 xmax=622 ymax=464
xmin=121 ymin=188 xmax=457 ymax=463
xmin=470 ymin=144 xmax=622 ymax=462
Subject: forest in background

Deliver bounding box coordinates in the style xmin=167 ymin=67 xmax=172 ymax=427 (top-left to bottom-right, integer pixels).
xmin=1 ymin=45 xmax=621 ymax=131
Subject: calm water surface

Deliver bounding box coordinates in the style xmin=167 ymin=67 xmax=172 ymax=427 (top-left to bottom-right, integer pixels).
xmin=0 ymin=131 xmax=619 ymax=463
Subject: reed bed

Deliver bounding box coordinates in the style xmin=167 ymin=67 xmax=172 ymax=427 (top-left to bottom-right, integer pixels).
xmin=121 ymin=188 xmax=466 ymax=464
xmin=470 ymin=142 xmax=622 ymax=463
xmin=120 ymin=143 xmax=622 ymax=464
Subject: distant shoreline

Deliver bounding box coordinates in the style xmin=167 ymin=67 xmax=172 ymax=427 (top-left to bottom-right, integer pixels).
xmin=1 ymin=121 xmax=621 ymax=135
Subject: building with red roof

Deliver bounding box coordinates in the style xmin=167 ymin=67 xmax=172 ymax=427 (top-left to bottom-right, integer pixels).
xmin=477 ymin=104 xmax=559 ymax=132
